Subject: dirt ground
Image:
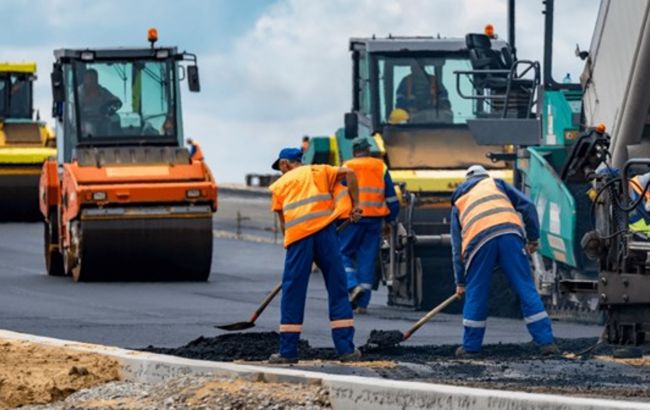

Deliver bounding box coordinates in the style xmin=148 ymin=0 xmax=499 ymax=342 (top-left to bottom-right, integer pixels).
xmin=0 ymin=339 xmax=119 ymax=409
xmin=23 ymin=376 xmax=331 ymax=410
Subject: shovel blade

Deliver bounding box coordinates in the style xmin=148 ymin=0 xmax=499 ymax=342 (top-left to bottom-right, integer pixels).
xmin=215 ymin=321 xmax=256 ymax=331
xmin=366 ymin=330 xmax=405 ymax=347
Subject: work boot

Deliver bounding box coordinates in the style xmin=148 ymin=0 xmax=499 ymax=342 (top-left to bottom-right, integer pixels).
xmin=455 ymin=346 xmax=479 ymax=358
xmin=268 ymin=353 xmax=298 ymax=364
xmin=355 ymin=307 xmax=368 ymax=315
xmin=339 ymin=348 xmax=362 ymax=362
xmin=349 ymin=285 xmax=364 ymax=308
xmin=539 ymin=343 xmax=560 ymax=356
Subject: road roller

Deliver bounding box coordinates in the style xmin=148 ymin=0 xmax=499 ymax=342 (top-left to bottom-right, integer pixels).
xmin=39 ymin=30 xmax=217 ymax=281
xmin=0 ymin=62 xmax=56 ymax=221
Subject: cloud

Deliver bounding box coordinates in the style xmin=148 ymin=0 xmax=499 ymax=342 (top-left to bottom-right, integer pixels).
xmin=193 ymin=0 xmax=598 ymax=182
xmin=0 ymin=0 xmax=599 ymax=183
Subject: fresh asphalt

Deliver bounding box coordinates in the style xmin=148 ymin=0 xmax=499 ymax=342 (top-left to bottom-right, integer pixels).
xmin=0 ymin=193 xmax=601 ymax=350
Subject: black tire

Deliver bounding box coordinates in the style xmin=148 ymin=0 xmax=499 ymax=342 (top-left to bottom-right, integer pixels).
xmin=44 ymin=211 xmax=65 ymax=276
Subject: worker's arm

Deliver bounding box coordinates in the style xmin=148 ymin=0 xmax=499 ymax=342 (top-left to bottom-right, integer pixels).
xmin=335 ymin=166 xmax=361 ymax=221
xmin=450 ymin=206 xmax=465 ymax=294
xmin=395 ymin=77 xmax=409 ymax=109
xmin=275 ymin=211 xmax=285 ymax=235
xmin=270 ymin=191 xmax=285 ymax=234
xmin=497 ymin=179 xmax=540 ymax=245
xmin=384 ymin=171 xmax=399 ymax=222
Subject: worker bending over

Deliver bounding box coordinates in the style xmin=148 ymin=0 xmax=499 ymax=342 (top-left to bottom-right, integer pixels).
xmin=341 ymin=139 xmax=399 ymax=313
xmin=450 ymin=165 xmax=557 ymax=356
xmin=268 ymin=147 xmax=362 ymax=363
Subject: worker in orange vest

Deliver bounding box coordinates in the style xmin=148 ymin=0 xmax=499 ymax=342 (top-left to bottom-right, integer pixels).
xmin=268 ymin=147 xmax=362 ymax=364
xmin=341 ymin=139 xmax=399 ymax=313
xmin=451 ymin=165 xmax=557 ymax=357
xmin=628 ymin=172 xmax=650 ymax=233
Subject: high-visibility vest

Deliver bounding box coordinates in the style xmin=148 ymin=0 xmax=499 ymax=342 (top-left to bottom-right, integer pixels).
xmin=344 ymin=157 xmax=389 ymax=217
xmin=454 ymin=177 xmax=524 ymax=256
xmin=270 ymin=165 xmax=346 ymax=247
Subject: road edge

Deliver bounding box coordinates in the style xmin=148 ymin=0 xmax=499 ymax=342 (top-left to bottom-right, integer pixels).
xmin=0 ymin=329 xmax=647 ymax=410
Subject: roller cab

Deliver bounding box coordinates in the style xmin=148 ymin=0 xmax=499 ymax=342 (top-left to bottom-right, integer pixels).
xmin=304 ymin=37 xmax=519 ymax=313
xmin=0 ymin=62 xmax=56 ymax=220
xmin=42 ymin=35 xmax=217 ymax=281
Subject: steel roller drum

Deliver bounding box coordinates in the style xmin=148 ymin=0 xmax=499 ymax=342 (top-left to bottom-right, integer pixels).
xmin=72 ymin=205 xmax=213 ymax=281
xmin=0 ymin=174 xmax=41 ymax=221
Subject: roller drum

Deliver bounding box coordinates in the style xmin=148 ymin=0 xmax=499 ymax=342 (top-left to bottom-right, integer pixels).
xmin=71 ymin=205 xmax=213 ymax=281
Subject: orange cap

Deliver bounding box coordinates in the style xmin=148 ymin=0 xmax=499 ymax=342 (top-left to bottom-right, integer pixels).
xmin=148 ymin=27 xmax=158 ymax=43
xmin=595 ymin=122 xmax=606 ymax=134
xmin=484 ymin=24 xmax=495 ymax=38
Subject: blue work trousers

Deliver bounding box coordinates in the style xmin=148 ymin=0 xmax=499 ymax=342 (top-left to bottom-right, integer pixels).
xmin=280 ymin=223 xmax=355 ymax=358
xmin=462 ymin=234 xmax=554 ymax=351
xmin=339 ymin=218 xmax=382 ymax=308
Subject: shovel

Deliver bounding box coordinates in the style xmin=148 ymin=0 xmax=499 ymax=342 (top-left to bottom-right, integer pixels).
xmin=216 ymin=219 xmax=353 ymax=331
xmin=367 ymin=293 xmax=461 ymax=347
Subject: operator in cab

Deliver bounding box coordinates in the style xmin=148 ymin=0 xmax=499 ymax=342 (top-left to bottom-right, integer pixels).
xmin=340 ymin=139 xmax=399 ymax=313
xmin=77 ymin=69 xmax=122 ymax=136
xmin=450 ymin=165 xmax=557 ymax=357
xmin=268 ymin=147 xmax=363 ymax=364
xmin=395 ymin=61 xmax=452 ymax=123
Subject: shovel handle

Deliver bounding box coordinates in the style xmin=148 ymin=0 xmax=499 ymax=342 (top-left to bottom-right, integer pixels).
xmin=336 ymin=219 xmax=352 ymax=233
xmin=250 ymin=282 xmax=282 ymax=322
xmin=403 ymin=293 xmax=461 ymax=340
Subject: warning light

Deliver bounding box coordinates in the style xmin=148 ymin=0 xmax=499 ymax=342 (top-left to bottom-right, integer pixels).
xmin=595 ymin=123 xmax=606 ymax=134
xmin=484 ymin=24 xmax=495 ymax=38
xmin=148 ymin=28 xmax=158 ymax=46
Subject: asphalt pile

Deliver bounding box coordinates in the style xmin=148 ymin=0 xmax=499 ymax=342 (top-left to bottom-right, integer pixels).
xmin=144 ymin=331 xmax=606 ymax=363
xmin=144 ymin=332 xmax=338 ymax=362
xmin=142 ymin=332 xmax=650 ymax=400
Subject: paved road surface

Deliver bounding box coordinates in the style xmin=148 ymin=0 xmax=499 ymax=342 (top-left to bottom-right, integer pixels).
xmin=0 ymin=192 xmax=601 ymax=350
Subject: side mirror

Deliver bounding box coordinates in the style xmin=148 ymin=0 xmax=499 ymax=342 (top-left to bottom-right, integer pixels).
xmin=187 ymin=65 xmax=200 ymax=92
xmin=344 ymin=112 xmax=358 ymax=140
xmin=51 ymin=65 xmax=65 ymax=104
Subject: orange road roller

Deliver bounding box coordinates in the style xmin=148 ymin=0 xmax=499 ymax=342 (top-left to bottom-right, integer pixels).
xmin=39 ymin=30 xmax=217 ymax=281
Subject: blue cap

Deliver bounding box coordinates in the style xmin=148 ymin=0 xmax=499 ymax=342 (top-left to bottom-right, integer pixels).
xmin=272 ymin=147 xmax=302 ymax=170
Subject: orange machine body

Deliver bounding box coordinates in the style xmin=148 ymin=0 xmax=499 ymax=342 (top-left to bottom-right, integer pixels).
xmin=39 ymin=145 xmax=217 ymax=248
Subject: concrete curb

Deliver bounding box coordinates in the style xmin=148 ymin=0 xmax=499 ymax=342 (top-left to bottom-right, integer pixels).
xmin=0 ymin=329 xmax=647 ymax=410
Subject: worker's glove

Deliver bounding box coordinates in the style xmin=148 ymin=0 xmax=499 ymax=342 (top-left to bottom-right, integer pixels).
xmin=455 ymin=285 xmax=465 ymax=297
xmin=350 ymin=207 xmax=363 ymax=222
xmin=526 ymin=240 xmax=539 ymax=255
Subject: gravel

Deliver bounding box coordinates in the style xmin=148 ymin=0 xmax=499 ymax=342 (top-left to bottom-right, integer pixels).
xmin=22 ymin=376 xmax=331 ymax=410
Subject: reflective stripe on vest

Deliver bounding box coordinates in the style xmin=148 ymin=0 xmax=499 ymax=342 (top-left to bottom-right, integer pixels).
xmin=455 ymin=178 xmax=523 ymax=257
xmin=344 ymin=157 xmax=389 ymax=217
xmin=270 ymin=165 xmax=340 ymax=247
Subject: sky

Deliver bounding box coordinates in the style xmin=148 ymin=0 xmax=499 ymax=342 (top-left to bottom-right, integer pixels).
xmin=0 ymin=0 xmax=599 ymax=182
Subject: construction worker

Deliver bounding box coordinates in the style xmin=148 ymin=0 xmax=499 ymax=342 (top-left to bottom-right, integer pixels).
xmin=78 ymin=69 xmax=122 ymax=136
xmin=450 ymin=165 xmax=557 ymax=356
xmin=629 ymin=172 xmax=650 ymax=234
xmin=341 ymin=139 xmax=399 ymax=313
xmin=396 ymin=61 xmax=451 ymax=115
xmin=268 ymin=147 xmax=363 ymax=364
xmin=301 ymin=135 xmax=310 ymax=153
